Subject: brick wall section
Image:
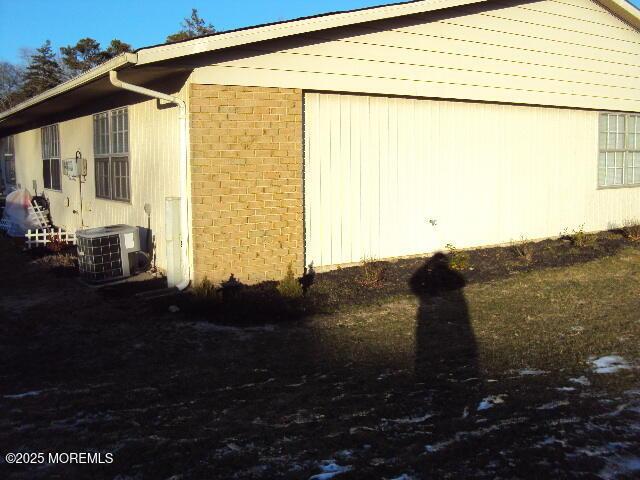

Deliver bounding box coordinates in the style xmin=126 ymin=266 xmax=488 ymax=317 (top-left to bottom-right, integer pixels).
xmin=189 ymin=84 xmax=304 ymax=284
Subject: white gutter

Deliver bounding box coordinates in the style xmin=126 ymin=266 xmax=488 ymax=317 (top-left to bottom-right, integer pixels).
xmin=109 ymin=70 xmax=192 ymax=290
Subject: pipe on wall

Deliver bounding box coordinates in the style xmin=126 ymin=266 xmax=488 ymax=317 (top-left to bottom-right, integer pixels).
xmin=108 ymin=70 xmax=191 ymax=290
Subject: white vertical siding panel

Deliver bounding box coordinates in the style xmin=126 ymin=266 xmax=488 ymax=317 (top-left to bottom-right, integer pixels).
xmin=11 ymin=84 xmax=186 ymax=271
xmin=304 ymin=92 xmax=640 ymax=268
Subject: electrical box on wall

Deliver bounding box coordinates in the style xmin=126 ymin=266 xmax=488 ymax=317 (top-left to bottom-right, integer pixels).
xmin=63 ymin=157 xmax=87 ymax=178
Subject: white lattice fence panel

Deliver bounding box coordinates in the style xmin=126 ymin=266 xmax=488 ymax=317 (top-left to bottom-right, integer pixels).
xmin=27 ymin=202 xmax=51 ymax=228
xmin=25 ymin=228 xmax=76 ymax=249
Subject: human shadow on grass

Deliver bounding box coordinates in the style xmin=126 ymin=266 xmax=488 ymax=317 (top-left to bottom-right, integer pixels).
xmin=410 ymin=252 xmax=483 ymax=418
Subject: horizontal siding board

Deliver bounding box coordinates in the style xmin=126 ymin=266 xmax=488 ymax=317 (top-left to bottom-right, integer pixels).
xmin=304 ymin=92 xmax=640 ymax=268
xmin=218 ymin=50 xmax=639 ymax=100
xmin=281 ymin=41 xmax=640 ymax=86
xmin=193 ymin=0 xmax=640 ymax=111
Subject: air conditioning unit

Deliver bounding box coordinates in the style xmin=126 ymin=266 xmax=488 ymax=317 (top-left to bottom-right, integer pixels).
xmin=76 ymin=225 xmax=141 ymax=283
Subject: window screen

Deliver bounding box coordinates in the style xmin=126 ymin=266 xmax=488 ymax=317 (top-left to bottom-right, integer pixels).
xmin=1 ymin=136 xmax=16 ymax=186
xmin=93 ymin=108 xmax=130 ymax=201
xmin=598 ymin=113 xmax=640 ymax=187
xmin=41 ymin=124 xmax=61 ymax=190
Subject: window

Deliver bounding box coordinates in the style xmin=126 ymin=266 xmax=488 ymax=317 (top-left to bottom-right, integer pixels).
xmin=1 ymin=136 xmax=16 ymax=186
xmin=41 ymin=124 xmax=61 ymax=190
xmin=93 ymin=108 xmax=130 ymax=201
xmin=598 ymin=113 xmax=640 ymax=187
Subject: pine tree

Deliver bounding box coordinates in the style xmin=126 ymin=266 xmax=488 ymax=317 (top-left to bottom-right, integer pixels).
xmin=21 ymin=41 xmax=64 ymax=98
xmin=60 ymin=38 xmax=131 ymax=78
xmin=166 ymin=9 xmax=215 ymax=43
xmin=105 ymin=39 xmax=133 ymax=58
xmin=60 ymin=38 xmax=104 ymax=77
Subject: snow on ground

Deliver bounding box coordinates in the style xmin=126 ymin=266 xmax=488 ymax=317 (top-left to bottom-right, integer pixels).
xmin=308 ymin=460 xmax=353 ymax=480
xmin=569 ymin=376 xmax=591 ymax=386
xmin=591 ymin=355 xmax=632 ymax=374
xmin=517 ymin=368 xmax=548 ymax=376
xmin=477 ymin=394 xmax=507 ymax=411
xmin=3 ymin=390 xmax=44 ymax=399
xmin=599 ymin=455 xmax=640 ymax=479
xmin=384 ymin=413 xmax=433 ymax=424
xmin=537 ymin=400 xmax=570 ymax=410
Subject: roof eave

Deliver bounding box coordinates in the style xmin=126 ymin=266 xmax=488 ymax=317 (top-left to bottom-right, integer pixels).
xmin=135 ymin=0 xmax=488 ymax=65
xmin=602 ymin=0 xmax=640 ymax=30
xmin=0 ymin=52 xmax=138 ymax=123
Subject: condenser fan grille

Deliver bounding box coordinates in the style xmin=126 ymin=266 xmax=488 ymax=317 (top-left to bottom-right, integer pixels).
xmin=77 ymin=234 xmax=123 ymax=282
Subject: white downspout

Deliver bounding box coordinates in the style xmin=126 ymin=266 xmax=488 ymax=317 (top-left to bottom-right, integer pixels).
xmin=109 ymin=70 xmax=191 ymax=290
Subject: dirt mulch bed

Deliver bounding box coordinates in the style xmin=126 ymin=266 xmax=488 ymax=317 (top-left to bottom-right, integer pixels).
xmin=168 ymin=230 xmax=637 ymax=324
xmin=310 ymin=231 xmax=632 ymax=310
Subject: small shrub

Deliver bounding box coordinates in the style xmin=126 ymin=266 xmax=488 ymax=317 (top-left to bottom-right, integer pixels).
xmin=193 ymin=276 xmax=218 ymax=299
xmin=358 ymin=257 xmax=386 ymax=288
xmin=560 ymin=224 xmax=595 ymax=248
xmin=445 ymin=243 xmax=470 ymax=271
xmin=47 ymin=233 xmax=67 ymax=253
xmin=277 ymin=263 xmax=303 ymax=299
xmin=621 ymin=219 xmax=640 ymax=242
xmin=511 ymin=236 xmax=534 ymax=264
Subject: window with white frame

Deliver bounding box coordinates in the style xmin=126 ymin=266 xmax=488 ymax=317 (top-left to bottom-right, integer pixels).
xmin=41 ymin=124 xmax=61 ymax=190
xmin=93 ymin=107 xmax=130 ymax=202
xmin=1 ymin=136 xmax=16 ymax=186
xmin=598 ymin=113 xmax=640 ymax=187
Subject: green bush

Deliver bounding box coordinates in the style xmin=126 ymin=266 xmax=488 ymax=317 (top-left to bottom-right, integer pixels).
xmin=445 ymin=243 xmax=470 ymax=271
xmin=277 ymin=263 xmax=303 ymax=299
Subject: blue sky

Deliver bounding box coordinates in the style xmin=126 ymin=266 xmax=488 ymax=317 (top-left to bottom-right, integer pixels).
xmin=0 ymin=0 xmax=639 ymax=63
xmin=0 ymin=0 xmax=382 ymax=63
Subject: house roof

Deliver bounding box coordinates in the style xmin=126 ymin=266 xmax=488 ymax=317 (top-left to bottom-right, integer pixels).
xmin=1 ymin=0 xmax=639 ymax=133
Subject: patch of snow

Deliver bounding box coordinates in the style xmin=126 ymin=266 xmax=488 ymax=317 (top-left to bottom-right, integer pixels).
xmin=537 ymin=400 xmax=570 ymax=410
xmin=390 ymin=475 xmax=415 ymax=480
xmin=556 ymin=387 xmax=576 ymax=392
xmin=599 ymin=456 xmax=640 ymax=480
xmin=591 ymin=355 xmax=632 ymax=374
xmin=385 ymin=413 xmax=433 ymax=424
xmin=569 ymin=376 xmax=591 ymax=386
xmin=536 ymin=436 xmax=566 ymax=447
xmin=309 ymin=461 xmax=352 ymax=480
xmin=4 ymin=390 xmax=44 ymax=399
xmin=425 ymin=440 xmax=453 ymax=453
xmin=477 ymin=395 xmax=506 ymax=411
xmin=518 ymin=368 xmax=547 ymax=376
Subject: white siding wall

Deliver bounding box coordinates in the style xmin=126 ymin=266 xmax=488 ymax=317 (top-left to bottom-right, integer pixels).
xmin=304 ymin=92 xmax=640 ymax=267
xmin=192 ymin=0 xmax=640 ymax=112
xmin=12 ymin=89 xmax=185 ymax=271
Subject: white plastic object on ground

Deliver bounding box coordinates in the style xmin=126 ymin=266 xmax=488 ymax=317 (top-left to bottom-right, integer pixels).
xmin=2 ymin=189 xmax=40 ymax=237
